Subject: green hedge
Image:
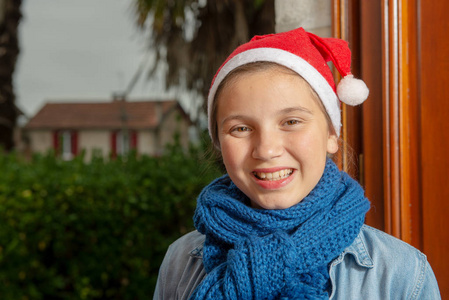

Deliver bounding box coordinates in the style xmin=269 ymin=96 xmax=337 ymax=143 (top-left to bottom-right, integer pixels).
xmin=0 ymin=140 xmax=222 ymax=299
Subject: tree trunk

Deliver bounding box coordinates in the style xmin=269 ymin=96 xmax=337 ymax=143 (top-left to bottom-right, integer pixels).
xmin=0 ymin=0 xmax=21 ymax=151
xmin=232 ymin=0 xmax=249 ymax=46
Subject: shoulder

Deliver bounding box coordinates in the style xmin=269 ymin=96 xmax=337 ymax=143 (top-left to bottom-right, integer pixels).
xmin=361 ymin=225 xmax=441 ymax=298
xmin=154 ymin=231 xmax=206 ymax=300
xmin=330 ymin=225 xmax=441 ymax=299
xmin=169 ymin=230 xmax=206 ymax=256
xmin=359 ymin=225 xmax=425 ymax=263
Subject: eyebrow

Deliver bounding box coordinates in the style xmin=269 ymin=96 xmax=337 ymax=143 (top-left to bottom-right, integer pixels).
xmin=277 ymin=106 xmax=313 ymax=115
xmin=220 ymin=106 xmax=313 ymax=126
xmin=220 ymin=115 xmax=247 ymax=126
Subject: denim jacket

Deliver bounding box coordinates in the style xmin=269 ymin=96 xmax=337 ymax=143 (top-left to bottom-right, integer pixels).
xmin=154 ymin=225 xmax=441 ymax=299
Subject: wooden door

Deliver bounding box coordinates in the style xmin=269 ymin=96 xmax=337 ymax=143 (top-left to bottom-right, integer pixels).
xmin=333 ymin=0 xmax=449 ymax=296
xmin=418 ymin=0 xmax=449 ymax=294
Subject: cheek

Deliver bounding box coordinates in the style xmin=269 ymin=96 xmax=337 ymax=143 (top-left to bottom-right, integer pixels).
xmin=220 ymin=139 xmax=243 ymax=172
xmin=288 ymin=130 xmax=329 ymax=158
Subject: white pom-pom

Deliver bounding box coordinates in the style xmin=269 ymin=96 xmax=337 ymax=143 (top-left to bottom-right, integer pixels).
xmin=336 ymin=75 xmax=369 ymax=106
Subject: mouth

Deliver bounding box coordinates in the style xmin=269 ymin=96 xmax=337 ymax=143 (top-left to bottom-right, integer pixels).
xmin=253 ymin=169 xmax=293 ymax=181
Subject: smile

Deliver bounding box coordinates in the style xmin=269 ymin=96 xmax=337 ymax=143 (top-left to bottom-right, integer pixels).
xmin=253 ymin=169 xmax=293 ymax=181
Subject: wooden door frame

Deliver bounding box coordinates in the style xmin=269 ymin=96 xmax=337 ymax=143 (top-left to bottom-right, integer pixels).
xmin=381 ymin=0 xmax=421 ymax=247
xmin=332 ymin=0 xmax=421 ymax=247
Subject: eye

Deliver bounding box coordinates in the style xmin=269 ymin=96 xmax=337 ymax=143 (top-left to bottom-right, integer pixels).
xmin=285 ymin=119 xmax=301 ymax=126
xmin=229 ymin=125 xmax=252 ymax=137
xmin=232 ymin=126 xmax=251 ymax=132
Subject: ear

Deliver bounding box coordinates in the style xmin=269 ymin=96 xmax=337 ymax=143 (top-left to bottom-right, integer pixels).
xmin=327 ymin=134 xmax=339 ymax=154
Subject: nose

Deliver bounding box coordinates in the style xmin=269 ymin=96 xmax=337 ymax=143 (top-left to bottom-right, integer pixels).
xmin=252 ymin=129 xmax=284 ymax=160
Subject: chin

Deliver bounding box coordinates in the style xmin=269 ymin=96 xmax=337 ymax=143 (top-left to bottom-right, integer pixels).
xmin=251 ymin=199 xmax=301 ymax=210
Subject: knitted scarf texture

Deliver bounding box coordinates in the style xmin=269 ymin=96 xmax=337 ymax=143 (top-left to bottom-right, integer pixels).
xmin=190 ymin=159 xmax=370 ymax=299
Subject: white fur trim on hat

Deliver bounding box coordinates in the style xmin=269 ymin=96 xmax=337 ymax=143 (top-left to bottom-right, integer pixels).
xmin=208 ymin=48 xmax=342 ymax=136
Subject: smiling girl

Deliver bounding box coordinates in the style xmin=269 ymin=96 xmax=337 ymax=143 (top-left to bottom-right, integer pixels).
xmin=154 ymin=28 xmax=440 ymax=299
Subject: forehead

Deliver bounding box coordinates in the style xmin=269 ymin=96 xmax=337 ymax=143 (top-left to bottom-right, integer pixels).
xmin=210 ymin=63 xmax=335 ymax=147
xmin=216 ymin=69 xmax=323 ymax=121
xmin=217 ymin=67 xmax=318 ymax=106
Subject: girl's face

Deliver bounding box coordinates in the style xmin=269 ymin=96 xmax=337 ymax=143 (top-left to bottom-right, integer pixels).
xmin=216 ymin=68 xmax=338 ymax=209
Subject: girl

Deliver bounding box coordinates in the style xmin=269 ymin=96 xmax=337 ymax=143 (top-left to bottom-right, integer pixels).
xmin=154 ymin=27 xmax=440 ymax=299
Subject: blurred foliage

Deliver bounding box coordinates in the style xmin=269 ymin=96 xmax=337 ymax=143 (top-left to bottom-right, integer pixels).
xmin=0 ymin=0 xmax=22 ymax=151
xmin=0 ymin=136 xmax=222 ymax=299
xmin=132 ymin=0 xmax=275 ymax=100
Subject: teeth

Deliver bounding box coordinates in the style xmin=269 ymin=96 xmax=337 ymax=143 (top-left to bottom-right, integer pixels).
xmin=254 ymin=169 xmax=293 ymax=181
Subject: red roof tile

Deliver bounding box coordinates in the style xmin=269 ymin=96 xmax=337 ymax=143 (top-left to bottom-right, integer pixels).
xmin=25 ymin=100 xmax=183 ymax=130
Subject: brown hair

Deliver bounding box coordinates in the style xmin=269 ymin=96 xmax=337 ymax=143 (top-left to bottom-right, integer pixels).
xmin=209 ymin=61 xmax=336 ymax=150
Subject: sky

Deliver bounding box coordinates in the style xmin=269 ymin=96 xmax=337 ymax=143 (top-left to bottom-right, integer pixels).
xmin=15 ymin=0 xmax=169 ymax=119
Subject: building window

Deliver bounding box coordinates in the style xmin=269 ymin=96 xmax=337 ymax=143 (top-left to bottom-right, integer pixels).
xmin=53 ymin=130 xmax=78 ymax=160
xmin=61 ymin=131 xmax=73 ymax=160
xmin=117 ymin=130 xmax=130 ymax=155
xmin=111 ymin=130 xmax=137 ymax=157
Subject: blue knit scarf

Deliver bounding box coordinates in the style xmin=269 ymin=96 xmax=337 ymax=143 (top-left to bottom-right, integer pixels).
xmin=190 ymin=159 xmax=370 ymax=299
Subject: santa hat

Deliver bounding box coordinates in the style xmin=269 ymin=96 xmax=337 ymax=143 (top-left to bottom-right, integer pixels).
xmin=207 ymin=27 xmax=369 ymax=137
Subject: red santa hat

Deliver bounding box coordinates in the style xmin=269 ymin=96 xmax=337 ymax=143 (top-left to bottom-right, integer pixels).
xmin=207 ymin=27 xmax=369 ymax=137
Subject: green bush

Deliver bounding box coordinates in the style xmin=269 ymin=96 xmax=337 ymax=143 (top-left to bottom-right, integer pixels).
xmin=0 ymin=139 xmax=222 ymax=299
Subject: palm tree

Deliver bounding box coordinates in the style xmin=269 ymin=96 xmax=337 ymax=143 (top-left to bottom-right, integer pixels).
xmin=132 ymin=0 xmax=274 ymax=122
xmin=0 ymin=0 xmax=21 ymax=151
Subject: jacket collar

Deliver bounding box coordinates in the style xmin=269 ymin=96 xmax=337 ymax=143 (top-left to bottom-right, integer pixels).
xmin=332 ymin=227 xmax=374 ymax=268
xmin=189 ymin=243 xmax=204 ymax=258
